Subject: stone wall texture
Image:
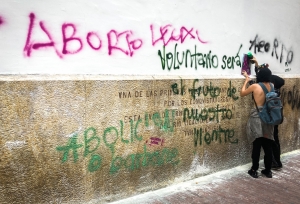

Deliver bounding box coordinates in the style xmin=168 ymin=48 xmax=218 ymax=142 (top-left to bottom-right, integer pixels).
xmin=0 ymin=76 xmax=300 ymax=203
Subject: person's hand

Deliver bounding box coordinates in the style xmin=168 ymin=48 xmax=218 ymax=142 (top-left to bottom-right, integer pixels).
xmin=242 ymin=71 xmax=250 ymax=83
xmin=251 ymin=56 xmax=259 ymax=67
xmin=242 ymin=70 xmax=248 ymax=77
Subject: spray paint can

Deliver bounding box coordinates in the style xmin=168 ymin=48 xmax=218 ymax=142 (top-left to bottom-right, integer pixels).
xmin=247 ymin=52 xmax=255 ymax=64
xmin=241 ymin=52 xmax=252 ymax=75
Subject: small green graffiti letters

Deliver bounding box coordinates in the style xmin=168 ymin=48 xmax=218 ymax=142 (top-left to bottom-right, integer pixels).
xmin=227 ymin=81 xmax=239 ymax=101
xmin=194 ymin=126 xmax=238 ymax=146
xmin=171 ymin=79 xmax=186 ymax=95
xmin=144 ymin=109 xmax=175 ymax=132
xmin=189 ymin=80 xmax=220 ymax=99
xmin=183 ymin=104 xmax=232 ymax=123
xmin=88 ymin=154 xmax=102 ymax=172
xmin=158 ymin=44 xmax=218 ymax=70
xmin=158 ymin=43 xmax=242 ymax=71
xmin=171 ymin=80 xmax=239 ymax=101
xmin=84 ymin=127 xmax=100 ymax=157
xmin=109 ymin=144 xmax=179 ymax=174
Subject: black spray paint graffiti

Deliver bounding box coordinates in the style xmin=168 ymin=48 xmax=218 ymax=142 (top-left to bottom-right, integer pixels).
xmin=281 ymin=86 xmax=300 ymax=110
xmin=158 ymin=43 xmax=242 ymax=71
xmin=193 ymin=126 xmax=238 ymax=146
xmin=249 ymin=34 xmax=293 ymax=64
xmin=285 ymin=62 xmax=291 ymax=72
xmin=171 ymin=79 xmax=239 ymax=101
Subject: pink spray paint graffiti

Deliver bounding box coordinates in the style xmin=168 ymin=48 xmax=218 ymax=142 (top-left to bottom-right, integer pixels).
xmin=24 ymin=13 xmax=63 ymax=58
xmin=23 ymin=12 xmax=143 ymax=58
xmin=107 ymin=30 xmax=143 ymax=57
xmin=61 ymin=23 xmax=83 ymax=55
xmin=22 ymin=13 xmax=210 ymax=59
xmin=86 ymin=32 xmax=102 ymax=50
xmin=145 ymin=137 xmax=165 ymax=146
xmin=150 ymin=24 xmax=208 ymax=47
xmin=0 ymin=16 xmax=4 ymax=26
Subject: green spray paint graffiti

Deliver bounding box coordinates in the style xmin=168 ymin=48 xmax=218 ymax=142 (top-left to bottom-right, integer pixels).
xmin=183 ymin=105 xmax=233 ymax=123
xmin=56 ymin=133 xmax=83 ymax=163
xmin=84 ymin=127 xmax=100 ymax=157
xmin=189 ymin=81 xmax=221 ymax=99
xmin=109 ymin=144 xmax=179 ymax=174
xmin=158 ymin=43 xmax=242 ymax=71
xmin=145 ymin=109 xmax=175 ymax=132
xmin=56 ymin=131 xmax=179 ymax=174
xmin=193 ymin=126 xmax=238 ymax=146
xmin=56 ymin=109 xmax=176 ymax=173
xmin=56 ymin=127 xmax=102 ymax=172
xmin=158 ymin=44 xmax=219 ymax=70
xmin=171 ymin=80 xmax=239 ymax=101
xmin=171 ymin=79 xmax=186 ymax=96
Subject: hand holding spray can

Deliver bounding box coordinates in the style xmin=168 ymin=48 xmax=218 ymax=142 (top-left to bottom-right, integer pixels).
xmin=241 ymin=51 xmax=253 ymax=76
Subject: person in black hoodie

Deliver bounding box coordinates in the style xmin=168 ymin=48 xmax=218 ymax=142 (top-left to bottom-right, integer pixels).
xmin=251 ymin=58 xmax=284 ymax=170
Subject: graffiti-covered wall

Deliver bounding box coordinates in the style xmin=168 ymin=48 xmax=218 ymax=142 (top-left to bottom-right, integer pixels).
xmin=1 ymin=77 xmax=300 ymax=203
xmin=0 ymin=0 xmax=300 ymax=203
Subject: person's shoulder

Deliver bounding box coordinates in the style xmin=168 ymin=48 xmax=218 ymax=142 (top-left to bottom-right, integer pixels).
xmin=250 ymin=83 xmax=261 ymax=90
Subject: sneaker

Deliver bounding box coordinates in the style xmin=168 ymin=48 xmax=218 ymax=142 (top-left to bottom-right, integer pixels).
xmin=248 ymin=169 xmax=258 ymax=178
xmin=261 ymin=169 xmax=272 ymax=178
xmin=272 ymin=163 xmax=283 ymax=170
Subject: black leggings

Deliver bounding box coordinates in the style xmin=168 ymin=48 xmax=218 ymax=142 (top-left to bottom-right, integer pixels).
xmin=251 ymin=137 xmax=273 ymax=173
xmin=272 ymin=125 xmax=282 ymax=165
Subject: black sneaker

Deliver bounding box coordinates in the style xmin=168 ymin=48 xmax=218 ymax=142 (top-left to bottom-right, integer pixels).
xmin=261 ymin=169 xmax=272 ymax=178
xmin=248 ymin=169 xmax=258 ymax=178
xmin=272 ymin=163 xmax=283 ymax=170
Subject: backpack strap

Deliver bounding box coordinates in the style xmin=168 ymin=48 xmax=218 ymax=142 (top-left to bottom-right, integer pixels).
xmin=253 ymin=82 xmax=274 ymax=113
xmin=258 ymin=82 xmax=274 ymax=94
xmin=253 ymin=97 xmax=260 ymax=113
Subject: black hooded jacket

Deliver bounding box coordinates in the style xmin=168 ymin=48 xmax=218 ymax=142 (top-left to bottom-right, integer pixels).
xmin=255 ymin=66 xmax=285 ymax=96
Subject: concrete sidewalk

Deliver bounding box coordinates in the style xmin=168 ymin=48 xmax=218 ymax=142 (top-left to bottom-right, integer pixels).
xmin=110 ymin=150 xmax=300 ymax=204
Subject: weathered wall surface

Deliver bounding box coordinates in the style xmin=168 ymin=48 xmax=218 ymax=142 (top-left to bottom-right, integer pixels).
xmin=0 ymin=76 xmax=300 ymax=203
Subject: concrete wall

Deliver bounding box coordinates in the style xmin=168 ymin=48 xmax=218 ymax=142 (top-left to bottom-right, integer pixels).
xmin=1 ymin=0 xmax=300 ymax=203
xmin=1 ymin=76 xmax=300 ymax=203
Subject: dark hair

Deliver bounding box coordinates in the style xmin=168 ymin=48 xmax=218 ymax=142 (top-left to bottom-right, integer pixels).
xmin=256 ymin=67 xmax=272 ymax=82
